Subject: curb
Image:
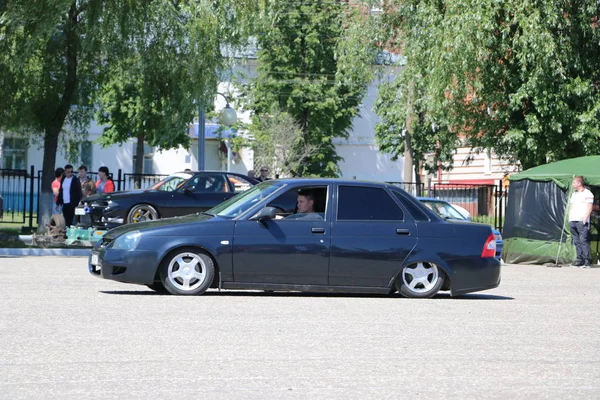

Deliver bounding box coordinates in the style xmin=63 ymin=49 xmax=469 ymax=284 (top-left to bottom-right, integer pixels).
xmin=0 ymin=248 xmax=91 ymax=257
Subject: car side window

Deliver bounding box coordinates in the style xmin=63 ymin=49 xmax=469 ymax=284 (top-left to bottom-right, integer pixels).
xmin=189 ymin=174 xmax=228 ymax=193
xmin=391 ymin=191 xmax=430 ymax=221
xmin=227 ymin=174 xmax=253 ymax=193
xmin=337 ymin=186 xmax=403 ymax=221
xmin=267 ymin=186 xmax=328 ymax=220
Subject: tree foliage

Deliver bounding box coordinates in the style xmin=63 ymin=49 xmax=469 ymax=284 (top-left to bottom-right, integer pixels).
xmin=0 ymin=0 xmax=260 ymax=228
xmin=244 ymin=0 xmax=376 ymax=177
xmin=251 ymin=109 xmax=322 ymax=178
xmin=377 ymin=0 xmax=600 ymax=171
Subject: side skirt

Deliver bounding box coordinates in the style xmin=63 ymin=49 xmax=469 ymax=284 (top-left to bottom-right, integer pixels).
xmin=221 ymin=282 xmax=391 ymax=294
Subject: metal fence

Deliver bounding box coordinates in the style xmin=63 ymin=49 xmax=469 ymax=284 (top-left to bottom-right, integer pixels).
xmin=1 ymin=167 xmax=506 ymax=232
xmin=0 ymin=166 xmax=168 ymax=230
xmin=386 ymin=182 xmax=425 ymax=197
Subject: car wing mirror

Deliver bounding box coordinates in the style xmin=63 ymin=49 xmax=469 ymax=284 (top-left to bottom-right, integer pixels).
xmin=249 ymin=206 xmax=277 ymax=221
xmin=184 ymin=185 xmax=196 ymax=194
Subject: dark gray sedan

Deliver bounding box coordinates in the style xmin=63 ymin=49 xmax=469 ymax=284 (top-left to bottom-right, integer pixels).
xmin=89 ymin=179 xmax=501 ymax=298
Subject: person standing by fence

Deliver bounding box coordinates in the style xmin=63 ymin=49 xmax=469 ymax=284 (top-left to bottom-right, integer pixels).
xmin=57 ymin=164 xmax=82 ymax=227
xmin=51 ymin=167 xmax=64 ymax=215
xmin=78 ymin=165 xmax=96 ymax=198
xmin=96 ymin=166 xmax=115 ymax=194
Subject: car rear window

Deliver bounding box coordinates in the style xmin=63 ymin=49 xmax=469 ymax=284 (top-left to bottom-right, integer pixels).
xmin=391 ymin=190 xmax=430 ymax=221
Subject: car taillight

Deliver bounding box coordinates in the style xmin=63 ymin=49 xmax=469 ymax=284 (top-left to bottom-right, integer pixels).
xmin=481 ymin=233 xmax=497 ymax=258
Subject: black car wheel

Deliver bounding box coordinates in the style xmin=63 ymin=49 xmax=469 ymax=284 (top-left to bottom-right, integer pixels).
xmin=395 ymin=262 xmax=444 ymax=298
xmin=127 ymin=204 xmax=159 ymax=224
xmin=159 ymin=248 xmax=215 ymax=295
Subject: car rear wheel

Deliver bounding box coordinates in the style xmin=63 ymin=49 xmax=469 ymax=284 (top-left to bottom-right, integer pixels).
xmin=395 ymin=262 xmax=444 ymax=298
xmin=127 ymin=204 xmax=159 ymax=224
xmin=159 ymin=248 xmax=214 ymax=295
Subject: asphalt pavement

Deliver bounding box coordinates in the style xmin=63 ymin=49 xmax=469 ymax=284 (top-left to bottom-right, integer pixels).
xmin=0 ymin=257 xmax=598 ymax=399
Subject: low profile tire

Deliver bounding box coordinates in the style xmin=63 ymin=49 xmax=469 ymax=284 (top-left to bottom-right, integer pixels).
xmin=159 ymin=248 xmax=215 ymax=295
xmin=146 ymin=282 xmax=168 ymax=293
xmin=127 ymin=204 xmax=159 ymax=224
xmin=395 ymin=262 xmax=444 ymax=298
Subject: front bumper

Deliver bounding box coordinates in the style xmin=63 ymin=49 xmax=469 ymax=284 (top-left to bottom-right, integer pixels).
xmin=76 ymin=204 xmax=125 ymax=229
xmin=89 ymin=247 xmax=162 ymax=285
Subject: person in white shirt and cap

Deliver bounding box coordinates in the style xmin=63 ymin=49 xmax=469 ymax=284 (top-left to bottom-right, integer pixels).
xmin=568 ymin=175 xmax=594 ymax=268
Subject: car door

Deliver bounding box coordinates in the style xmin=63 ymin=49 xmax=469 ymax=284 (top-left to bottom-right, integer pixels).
xmin=329 ymin=184 xmax=418 ymax=287
xmin=164 ymin=173 xmax=235 ymax=217
xmin=231 ymin=185 xmax=331 ymax=285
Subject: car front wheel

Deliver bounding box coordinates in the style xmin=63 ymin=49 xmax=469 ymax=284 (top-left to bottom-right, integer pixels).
xmin=159 ymin=248 xmax=215 ymax=295
xmin=127 ymin=204 xmax=159 ymax=224
xmin=395 ymin=262 xmax=444 ymax=298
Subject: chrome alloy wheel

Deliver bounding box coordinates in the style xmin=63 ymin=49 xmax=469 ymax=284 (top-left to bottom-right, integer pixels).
xmin=128 ymin=204 xmax=159 ymax=224
xmin=402 ymin=262 xmax=439 ymax=294
xmin=166 ymin=252 xmax=207 ymax=291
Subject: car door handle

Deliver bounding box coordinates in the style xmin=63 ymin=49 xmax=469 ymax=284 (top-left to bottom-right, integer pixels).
xmin=396 ymin=229 xmax=410 ymax=235
xmin=312 ymin=228 xmax=326 ymax=234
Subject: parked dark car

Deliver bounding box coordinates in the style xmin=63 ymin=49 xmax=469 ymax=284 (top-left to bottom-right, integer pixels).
xmin=76 ymin=171 xmax=258 ymax=229
xmin=417 ymin=197 xmax=503 ymax=261
xmin=89 ymin=179 xmax=501 ymax=298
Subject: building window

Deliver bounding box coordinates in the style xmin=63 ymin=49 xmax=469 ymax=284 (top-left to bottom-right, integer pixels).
xmin=132 ymin=143 xmax=154 ymax=174
xmin=1 ymin=137 xmax=28 ymax=170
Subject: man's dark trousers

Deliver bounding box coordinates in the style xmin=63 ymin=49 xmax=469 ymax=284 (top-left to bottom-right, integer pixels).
xmin=63 ymin=203 xmax=77 ymax=227
xmin=569 ymin=221 xmax=591 ymax=264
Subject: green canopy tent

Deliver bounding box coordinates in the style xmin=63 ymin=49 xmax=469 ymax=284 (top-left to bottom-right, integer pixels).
xmin=503 ymin=156 xmax=600 ymax=265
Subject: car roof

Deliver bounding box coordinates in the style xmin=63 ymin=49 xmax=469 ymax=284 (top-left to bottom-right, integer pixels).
xmin=252 ymin=178 xmax=407 ymax=187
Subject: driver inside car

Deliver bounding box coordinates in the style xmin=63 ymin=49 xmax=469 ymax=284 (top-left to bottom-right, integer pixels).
xmin=284 ymin=189 xmax=324 ymax=220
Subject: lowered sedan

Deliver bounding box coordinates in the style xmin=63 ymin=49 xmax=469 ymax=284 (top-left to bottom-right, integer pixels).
xmin=89 ymin=179 xmax=501 ymax=298
xmin=77 ymin=171 xmax=257 ymax=229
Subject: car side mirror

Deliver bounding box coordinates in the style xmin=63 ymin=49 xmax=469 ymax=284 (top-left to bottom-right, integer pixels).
xmin=249 ymin=207 xmax=277 ymax=221
xmin=184 ymin=186 xmax=196 ymax=194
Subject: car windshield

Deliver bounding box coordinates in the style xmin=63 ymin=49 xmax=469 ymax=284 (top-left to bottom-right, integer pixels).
xmin=208 ymin=181 xmax=285 ymax=218
xmin=420 ymin=200 xmax=466 ymax=220
xmin=150 ymin=172 xmax=193 ymax=192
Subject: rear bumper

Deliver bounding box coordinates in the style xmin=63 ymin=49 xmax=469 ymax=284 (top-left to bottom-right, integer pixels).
xmin=447 ymin=257 xmax=501 ymax=296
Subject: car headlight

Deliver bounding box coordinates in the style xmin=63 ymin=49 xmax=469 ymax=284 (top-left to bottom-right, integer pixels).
xmin=111 ymin=231 xmax=142 ymax=251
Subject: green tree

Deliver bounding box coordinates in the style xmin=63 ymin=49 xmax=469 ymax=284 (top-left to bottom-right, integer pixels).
xmin=244 ymin=0 xmax=376 ymax=177
xmin=251 ymin=109 xmax=322 ymax=178
xmin=0 ymin=0 xmax=259 ymax=229
xmin=379 ymin=0 xmax=600 ymax=171
xmin=373 ymin=0 xmax=459 ymax=183
xmin=374 ymin=75 xmax=458 ymax=183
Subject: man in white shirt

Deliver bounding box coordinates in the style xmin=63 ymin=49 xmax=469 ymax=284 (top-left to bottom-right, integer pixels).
xmin=568 ymin=176 xmax=594 ymax=268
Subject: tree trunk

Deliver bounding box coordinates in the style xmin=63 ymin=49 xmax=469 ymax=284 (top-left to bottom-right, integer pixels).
xmin=37 ymin=2 xmax=79 ymax=233
xmin=38 ymin=127 xmax=61 ymax=233
xmin=403 ymin=81 xmax=415 ymax=184
xmin=413 ymin=159 xmax=422 ymax=196
xmin=134 ymin=132 xmax=145 ymax=189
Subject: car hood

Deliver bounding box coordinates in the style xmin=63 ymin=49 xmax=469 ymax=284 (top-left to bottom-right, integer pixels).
xmin=85 ymin=190 xmax=150 ymax=202
xmin=104 ymin=213 xmax=214 ymax=239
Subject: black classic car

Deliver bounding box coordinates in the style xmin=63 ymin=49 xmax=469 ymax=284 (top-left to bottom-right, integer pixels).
xmin=89 ymin=178 xmax=501 ymax=298
xmin=76 ymin=171 xmax=258 ymax=229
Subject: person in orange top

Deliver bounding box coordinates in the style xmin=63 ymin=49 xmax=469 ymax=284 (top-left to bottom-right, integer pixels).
xmin=51 ymin=167 xmax=64 ymax=214
xmin=96 ymin=166 xmax=115 ymax=194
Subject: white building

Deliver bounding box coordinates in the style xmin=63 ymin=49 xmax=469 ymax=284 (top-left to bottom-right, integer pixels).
xmin=0 ymin=66 xmax=407 ymax=181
